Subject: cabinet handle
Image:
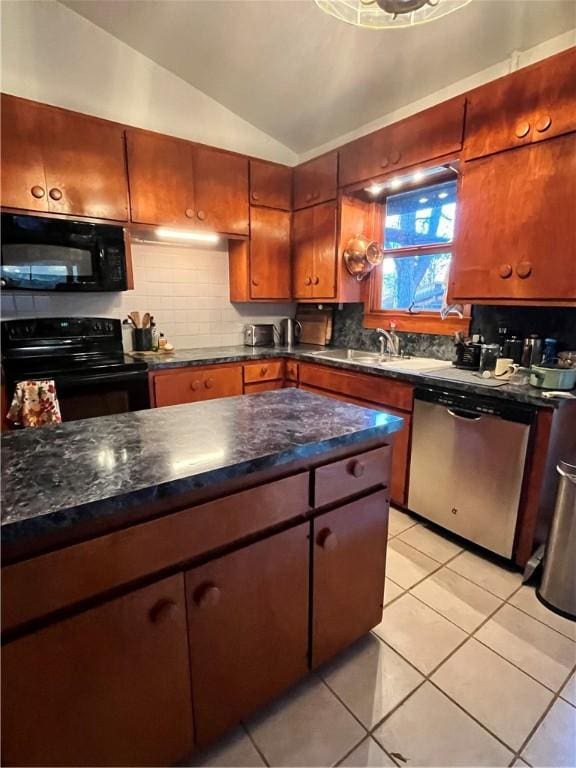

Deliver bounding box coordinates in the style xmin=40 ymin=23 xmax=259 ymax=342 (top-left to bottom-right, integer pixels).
xmin=49 ymin=187 xmax=63 ymax=201
xmin=149 ymin=598 xmax=177 ymax=624
xmin=535 ymin=115 xmax=552 ymax=133
xmin=30 ymin=185 xmax=45 ymax=199
xmin=312 ymin=276 xmax=320 ymax=285
xmin=204 ymin=377 xmax=214 ymax=389
xmin=305 ymin=277 xmax=312 ymax=285
xmin=317 ymin=528 xmax=338 ymax=551
xmin=347 ymin=459 xmax=365 ymax=478
xmin=197 ymin=210 xmax=206 ymax=221
xmin=260 ymin=366 xmax=268 ymax=376
xmin=390 ymin=150 xmax=401 ymax=164
xmin=185 ymin=208 xmax=195 ymax=218
xmin=498 ymin=263 xmax=513 ymax=279
xmin=514 ymin=121 xmax=531 ymax=138
xmin=251 ymin=192 xmax=259 ymax=201
xmin=190 ymin=380 xmax=201 ymax=391
xmin=380 ymin=157 xmax=389 ymax=168
xmin=193 ymin=582 xmax=221 ymax=608
xmin=516 ymin=261 xmax=532 ymax=279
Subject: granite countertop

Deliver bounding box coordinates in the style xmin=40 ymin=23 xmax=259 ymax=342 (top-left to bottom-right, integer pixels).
xmin=1 ymin=388 xmax=403 ymax=549
xmin=144 ymin=345 xmax=568 ymax=409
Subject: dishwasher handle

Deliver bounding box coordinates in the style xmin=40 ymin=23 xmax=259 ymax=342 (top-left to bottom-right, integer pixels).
xmin=446 ymin=407 xmax=483 ymax=422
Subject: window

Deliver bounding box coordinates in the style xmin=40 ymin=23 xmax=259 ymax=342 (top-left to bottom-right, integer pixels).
xmin=365 ymin=176 xmax=468 ymax=334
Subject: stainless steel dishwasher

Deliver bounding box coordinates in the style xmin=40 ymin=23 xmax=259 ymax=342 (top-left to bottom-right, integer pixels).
xmin=408 ymin=388 xmax=534 ymax=558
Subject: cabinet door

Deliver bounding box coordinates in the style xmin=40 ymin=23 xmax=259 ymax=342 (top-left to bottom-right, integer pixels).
xmin=449 ymin=133 xmax=576 ymax=303
xmin=292 ymin=206 xmax=315 ymax=298
xmin=250 ymin=159 xmax=292 ymax=209
xmin=127 ymin=130 xmax=195 ymax=227
xmin=42 ymin=111 xmax=129 ymax=221
xmin=293 ymin=152 xmax=338 ymax=209
xmin=153 ymin=366 xmax=243 ymax=407
xmin=312 ymin=201 xmax=338 ymax=299
xmin=1 ymin=575 xmax=193 ymax=767
xmin=250 ymin=207 xmax=291 ymax=299
xmin=186 ymin=525 xmax=309 ymax=745
xmin=193 ymin=146 xmax=249 ymax=235
xmin=312 ymin=490 xmax=389 ymax=666
xmin=339 ymin=98 xmax=464 ymax=187
xmin=0 ymin=96 xmax=48 ymax=212
xmin=464 ymin=48 xmax=576 ymax=161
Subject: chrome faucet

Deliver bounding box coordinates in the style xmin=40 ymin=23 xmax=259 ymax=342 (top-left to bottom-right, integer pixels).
xmin=376 ymin=327 xmax=400 ymax=359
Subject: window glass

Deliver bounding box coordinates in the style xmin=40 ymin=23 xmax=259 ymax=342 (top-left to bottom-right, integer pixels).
xmin=384 ymin=180 xmax=457 ymax=250
xmin=381 ymin=252 xmax=452 ymax=311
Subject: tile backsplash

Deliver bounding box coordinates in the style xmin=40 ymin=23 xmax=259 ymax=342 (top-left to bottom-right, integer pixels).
xmin=1 ymin=242 xmax=295 ymax=348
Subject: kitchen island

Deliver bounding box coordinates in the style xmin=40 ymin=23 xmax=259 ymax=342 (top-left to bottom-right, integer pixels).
xmin=1 ymin=388 xmax=402 ymax=767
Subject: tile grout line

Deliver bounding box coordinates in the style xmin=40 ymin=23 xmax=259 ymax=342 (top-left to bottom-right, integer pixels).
xmin=239 ymin=722 xmax=271 ymax=767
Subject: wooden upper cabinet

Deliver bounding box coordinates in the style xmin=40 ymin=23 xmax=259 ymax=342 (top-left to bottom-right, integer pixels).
xmin=1 ymin=96 xmax=48 ymax=213
xmin=292 ymin=206 xmax=315 ymax=300
xmin=449 ymin=132 xmax=576 ymax=304
xmin=185 ymin=524 xmax=308 ymax=745
xmin=464 ymin=48 xmax=576 ymax=161
xmin=127 ymin=130 xmax=195 ymax=227
xmin=1 ymin=575 xmax=193 ymax=767
xmin=1 ymin=95 xmax=129 ymax=220
xmin=193 ymin=146 xmax=249 ymax=235
xmin=292 ymin=202 xmax=338 ymax=300
xmin=293 ymin=152 xmax=338 ymax=209
xmin=250 ymin=207 xmax=291 ymax=299
xmin=339 ymin=97 xmax=465 ymax=187
xmin=311 ymin=490 xmax=389 ymax=667
xmin=249 ymin=159 xmax=292 ymax=210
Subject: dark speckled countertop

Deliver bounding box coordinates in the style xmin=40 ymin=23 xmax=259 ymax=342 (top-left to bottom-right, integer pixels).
xmin=141 ymin=345 xmax=568 ymax=409
xmin=1 ymin=388 xmax=403 ymax=550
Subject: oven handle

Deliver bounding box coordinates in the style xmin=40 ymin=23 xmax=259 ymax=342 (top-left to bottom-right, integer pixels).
xmin=446 ymin=407 xmax=483 ymax=422
xmin=54 ymin=369 xmax=148 ymax=387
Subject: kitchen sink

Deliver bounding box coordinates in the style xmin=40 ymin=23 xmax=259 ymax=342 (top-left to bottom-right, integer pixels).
xmin=308 ymin=349 xmax=451 ymax=372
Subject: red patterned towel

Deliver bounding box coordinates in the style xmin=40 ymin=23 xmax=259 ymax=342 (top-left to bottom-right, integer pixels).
xmin=7 ymin=380 xmax=62 ymax=427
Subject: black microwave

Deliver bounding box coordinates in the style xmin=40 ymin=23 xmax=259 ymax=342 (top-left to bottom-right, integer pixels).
xmin=0 ymin=214 xmax=128 ymax=292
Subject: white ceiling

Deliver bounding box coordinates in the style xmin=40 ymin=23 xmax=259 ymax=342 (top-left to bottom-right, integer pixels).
xmin=60 ymin=0 xmax=575 ymax=155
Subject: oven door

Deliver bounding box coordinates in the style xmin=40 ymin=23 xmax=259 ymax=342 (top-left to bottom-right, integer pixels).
xmin=51 ymin=369 xmax=150 ymax=422
xmin=1 ymin=214 xmax=127 ymax=292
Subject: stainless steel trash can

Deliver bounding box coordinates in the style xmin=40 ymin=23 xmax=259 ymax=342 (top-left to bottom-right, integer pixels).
xmin=537 ymin=460 xmax=576 ymax=620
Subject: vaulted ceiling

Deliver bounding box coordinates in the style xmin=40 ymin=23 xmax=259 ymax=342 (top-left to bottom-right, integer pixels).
xmin=60 ymin=0 xmax=576 ymax=154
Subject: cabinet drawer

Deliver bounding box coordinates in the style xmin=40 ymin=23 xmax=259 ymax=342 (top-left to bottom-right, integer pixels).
xmin=243 ymin=360 xmax=284 ymax=383
xmin=153 ymin=365 xmax=243 ymax=407
xmin=315 ymin=445 xmax=391 ymax=508
xmin=286 ymin=360 xmax=299 ymax=382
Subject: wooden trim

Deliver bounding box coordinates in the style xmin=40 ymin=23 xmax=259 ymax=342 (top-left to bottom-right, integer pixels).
xmin=340 ymin=152 xmax=461 ymax=195
xmin=363 ymin=308 xmax=470 ymax=335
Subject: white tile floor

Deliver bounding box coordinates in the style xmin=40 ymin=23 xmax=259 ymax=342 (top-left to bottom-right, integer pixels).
xmin=186 ymin=507 xmax=576 ymax=768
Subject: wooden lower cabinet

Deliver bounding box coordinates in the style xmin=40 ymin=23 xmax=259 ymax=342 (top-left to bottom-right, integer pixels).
xmin=1 ymin=575 xmax=193 ymax=767
xmin=152 ymin=365 xmax=243 ymax=407
xmin=312 ymin=490 xmax=389 ymax=667
xmin=244 ymin=379 xmax=284 ymax=393
xmin=185 ymin=524 xmax=309 ymax=745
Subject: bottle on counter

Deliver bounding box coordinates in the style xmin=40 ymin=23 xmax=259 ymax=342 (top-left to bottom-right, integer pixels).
xmin=541 ymin=338 xmax=558 ymax=366
xmin=151 ymin=320 xmax=160 ymax=352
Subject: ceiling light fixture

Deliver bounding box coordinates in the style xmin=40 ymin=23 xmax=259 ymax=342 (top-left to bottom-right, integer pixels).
xmin=156 ymin=228 xmax=220 ymax=244
xmin=315 ymin=0 xmax=472 ymax=30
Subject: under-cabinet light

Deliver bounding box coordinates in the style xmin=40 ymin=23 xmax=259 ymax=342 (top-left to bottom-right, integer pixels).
xmin=389 ymin=178 xmax=403 ymax=190
xmin=365 ymin=182 xmax=386 ymax=196
xmin=412 ymin=170 xmax=425 ymax=183
xmin=156 ymin=228 xmax=220 ymax=243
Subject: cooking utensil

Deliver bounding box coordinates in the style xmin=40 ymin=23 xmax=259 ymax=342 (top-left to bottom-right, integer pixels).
xmin=530 ymin=365 xmax=576 ymax=390
xmin=142 ymin=312 xmax=151 ymax=329
xmin=343 ymin=235 xmax=383 ymax=281
xmin=521 ymin=335 xmax=543 ymax=368
xmin=130 ymin=311 xmax=141 ymax=329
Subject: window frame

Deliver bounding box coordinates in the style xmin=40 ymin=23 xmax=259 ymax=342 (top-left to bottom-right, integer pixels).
xmin=364 ymin=175 xmax=470 ymax=335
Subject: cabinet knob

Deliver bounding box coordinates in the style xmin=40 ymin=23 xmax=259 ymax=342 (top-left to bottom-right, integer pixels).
xmin=49 ymin=187 xmax=63 ymax=201
xmin=535 ymin=115 xmax=552 ymax=133
xmin=498 ymin=263 xmax=513 ymax=279
xmin=185 ymin=208 xmax=195 ymax=218
xmin=305 ymin=277 xmax=312 ymax=285
xmin=190 ymin=380 xmax=201 ymax=391
xmin=317 ymin=528 xmax=338 ymax=551
xmin=149 ymin=598 xmax=177 ymax=624
xmin=260 ymin=366 xmax=268 ymax=376
xmin=312 ymin=276 xmax=320 ymax=285
xmin=305 ymin=193 xmax=312 ymax=202
xmin=516 ymin=261 xmax=532 ymax=279
xmin=197 ymin=210 xmax=206 ymax=221
xmin=313 ymin=191 xmax=320 ymax=199
xmin=347 ymin=459 xmax=365 ymax=478
xmin=380 ymin=157 xmax=389 ymax=168
xmin=251 ymin=192 xmax=259 ymax=201
xmin=390 ymin=150 xmax=401 ymax=164
xmin=194 ymin=583 xmax=221 ymax=608
xmin=251 ymin=278 xmax=259 ymax=286
xmin=204 ymin=377 xmax=214 ymax=389
xmin=514 ymin=121 xmax=531 ymax=138
xmin=30 ymin=185 xmax=45 ymax=199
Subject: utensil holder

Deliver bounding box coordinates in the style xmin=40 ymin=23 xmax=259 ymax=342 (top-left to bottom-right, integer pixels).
xmin=133 ymin=328 xmax=153 ymax=351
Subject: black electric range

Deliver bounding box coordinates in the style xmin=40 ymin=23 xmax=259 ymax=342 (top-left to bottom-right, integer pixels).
xmin=2 ymin=317 xmax=150 ymax=421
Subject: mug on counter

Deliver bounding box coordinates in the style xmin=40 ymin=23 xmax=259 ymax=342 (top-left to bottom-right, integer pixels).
xmin=494 ymin=358 xmax=519 ymax=378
